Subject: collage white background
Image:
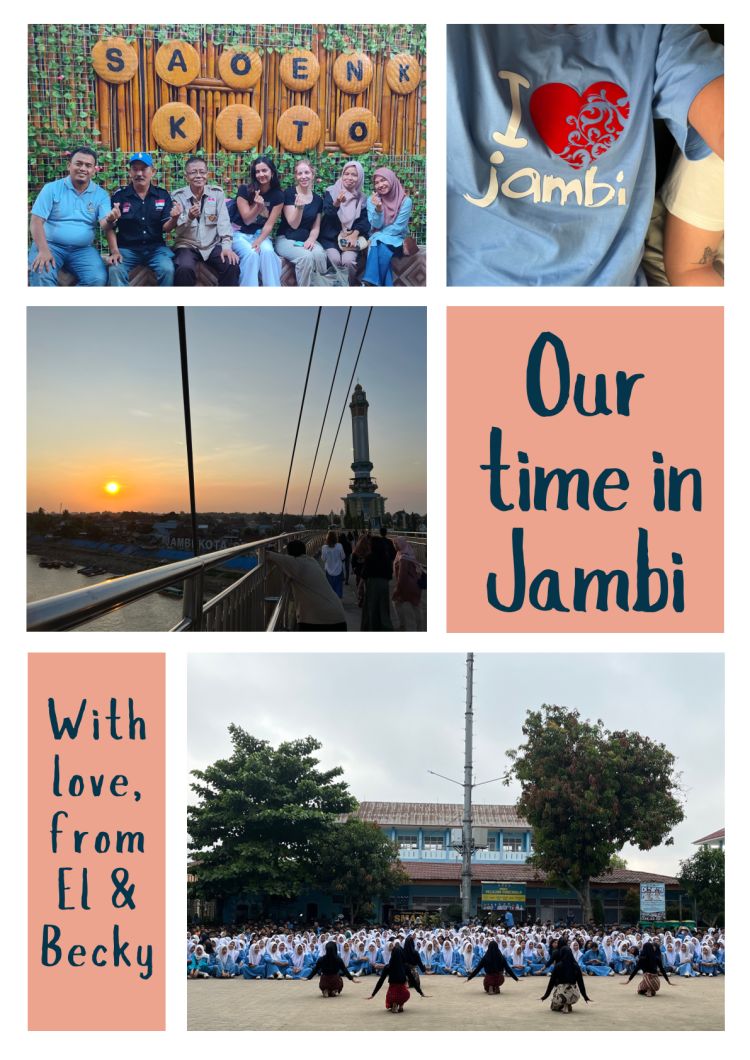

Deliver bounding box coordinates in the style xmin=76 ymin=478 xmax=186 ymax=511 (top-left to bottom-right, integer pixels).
xmin=4 ymin=2 xmax=744 ymax=1051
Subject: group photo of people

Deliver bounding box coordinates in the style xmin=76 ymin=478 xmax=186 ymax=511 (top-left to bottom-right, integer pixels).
xmin=28 ymin=149 xmax=416 ymax=289
xmin=268 ymin=527 xmax=425 ymax=633
xmin=187 ymin=921 xmax=726 ymax=1013
xmin=27 ymin=24 xmax=426 ymax=288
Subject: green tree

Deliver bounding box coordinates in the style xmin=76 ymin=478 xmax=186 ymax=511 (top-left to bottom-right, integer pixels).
xmin=591 ymin=896 xmax=605 ymax=927
xmin=504 ymin=705 xmax=684 ymax=922
xmin=314 ymin=820 xmax=408 ymax=925
xmin=188 ymin=726 xmax=356 ymax=908
xmin=679 ymin=847 xmax=724 ymax=926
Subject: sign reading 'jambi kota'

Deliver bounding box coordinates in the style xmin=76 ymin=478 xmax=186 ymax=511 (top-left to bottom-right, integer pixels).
xmin=92 ymin=38 xmax=419 ymax=154
xmin=447 ymin=307 xmax=723 ymax=632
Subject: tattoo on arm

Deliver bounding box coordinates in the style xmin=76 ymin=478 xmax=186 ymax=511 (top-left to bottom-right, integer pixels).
xmin=694 ymin=246 xmax=717 ymax=266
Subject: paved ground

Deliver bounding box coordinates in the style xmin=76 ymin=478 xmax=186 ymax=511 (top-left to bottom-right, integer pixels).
xmin=188 ymin=973 xmax=724 ymax=1031
xmin=341 ymin=577 xmax=426 ymax=632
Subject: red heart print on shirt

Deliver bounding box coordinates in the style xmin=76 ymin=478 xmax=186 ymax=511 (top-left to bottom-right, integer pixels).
xmin=529 ymin=81 xmax=630 ymax=170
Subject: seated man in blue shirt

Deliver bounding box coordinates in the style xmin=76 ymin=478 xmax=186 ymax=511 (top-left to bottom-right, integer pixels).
xmin=103 ymin=152 xmax=177 ymax=286
xmin=28 ymin=146 xmax=113 ymax=286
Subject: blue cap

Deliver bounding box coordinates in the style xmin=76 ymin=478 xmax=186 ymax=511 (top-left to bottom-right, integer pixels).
xmin=129 ymin=152 xmax=154 ymax=167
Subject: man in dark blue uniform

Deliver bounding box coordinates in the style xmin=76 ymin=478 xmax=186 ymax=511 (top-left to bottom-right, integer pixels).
xmin=103 ymin=152 xmax=176 ymax=285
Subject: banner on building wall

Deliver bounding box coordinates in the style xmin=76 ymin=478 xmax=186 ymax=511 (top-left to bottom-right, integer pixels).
xmin=481 ymin=881 xmax=527 ymax=910
xmin=639 ymin=882 xmax=666 ymax=921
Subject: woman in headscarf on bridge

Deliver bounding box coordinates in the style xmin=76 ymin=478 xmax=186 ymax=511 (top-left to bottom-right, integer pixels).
xmin=540 ymin=945 xmax=592 ymax=1012
xmin=392 ymin=536 xmax=424 ymax=632
xmin=623 ymin=940 xmax=672 ymax=996
xmin=368 ymin=942 xmax=427 ymax=1012
xmin=465 ymin=938 xmax=520 ymax=994
xmin=307 ymin=939 xmax=358 ymax=997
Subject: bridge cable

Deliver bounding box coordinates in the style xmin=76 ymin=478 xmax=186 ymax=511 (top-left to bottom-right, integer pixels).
xmin=312 ymin=307 xmax=373 ymax=518
xmin=177 ymin=306 xmax=200 ymax=558
xmin=300 ymin=307 xmax=352 ymax=519
xmin=279 ymin=307 xmax=322 ymax=532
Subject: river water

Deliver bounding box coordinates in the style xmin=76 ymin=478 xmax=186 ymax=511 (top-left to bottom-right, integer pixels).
xmin=27 ymin=555 xmax=183 ymax=632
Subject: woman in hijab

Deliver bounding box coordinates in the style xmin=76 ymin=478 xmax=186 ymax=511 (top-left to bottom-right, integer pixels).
xmin=368 ymin=942 xmax=426 ymax=1012
xmin=581 ymin=939 xmax=613 ymax=976
xmin=361 ymin=168 xmax=413 ymax=287
xmin=290 ymin=942 xmax=312 ymax=979
xmin=392 ymin=536 xmax=424 ymax=631
xmin=214 ymin=942 xmax=236 ymax=978
xmin=240 ymin=941 xmax=267 ymax=979
xmin=402 ymin=935 xmax=426 ymax=987
xmin=319 ymin=161 xmax=370 ymax=284
xmin=540 ymin=945 xmax=592 ymax=1013
xmin=465 ymin=939 xmax=520 ymax=994
xmin=307 ymin=939 xmax=358 ymax=997
xmin=623 ymin=941 xmax=672 ymax=996
xmin=188 ymin=944 xmax=211 ymax=978
xmin=436 ymin=938 xmax=458 ymax=974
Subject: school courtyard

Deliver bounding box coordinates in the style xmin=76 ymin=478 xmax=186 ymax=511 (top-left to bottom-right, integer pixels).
xmin=187 ymin=973 xmax=724 ymax=1031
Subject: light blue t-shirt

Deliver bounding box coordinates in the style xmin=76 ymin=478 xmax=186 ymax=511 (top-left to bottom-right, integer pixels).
xmin=447 ymin=25 xmax=723 ymax=286
xmin=31 ymin=176 xmax=110 ymax=248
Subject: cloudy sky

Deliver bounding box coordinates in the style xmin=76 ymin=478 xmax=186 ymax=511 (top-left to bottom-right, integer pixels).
xmin=27 ymin=306 xmax=425 ymax=515
xmin=188 ymin=652 xmax=723 ymax=875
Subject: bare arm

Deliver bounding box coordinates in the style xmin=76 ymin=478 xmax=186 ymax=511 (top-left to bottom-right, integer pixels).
xmin=103 ymin=225 xmax=121 ymax=263
xmin=252 ymin=203 xmax=283 ymax=248
xmin=304 ymin=212 xmax=322 ymax=251
xmin=663 ymin=212 xmax=723 ymax=286
xmin=688 ymin=75 xmax=723 ymax=160
xmin=237 ymin=191 xmax=264 ymax=225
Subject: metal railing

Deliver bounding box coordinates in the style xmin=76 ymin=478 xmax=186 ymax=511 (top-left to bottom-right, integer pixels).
xmin=27 ymin=527 xmax=426 ymax=632
xmin=27 ymin=529 xmax=325 ymax=632
xmin=397 ymin=847 xmax=530 ymax=864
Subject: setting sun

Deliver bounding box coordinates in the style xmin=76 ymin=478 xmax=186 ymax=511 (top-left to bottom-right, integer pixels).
xmin=104 ymin=481 xmax=122 ymax=496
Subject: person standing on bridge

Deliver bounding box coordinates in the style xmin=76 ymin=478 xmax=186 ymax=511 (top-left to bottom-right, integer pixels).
xmin=321 ymin=530 xmax=346 ymax=598
xmin=392 ymin=536 xmax=424 ymax=631
xmin=265 ymin=540 xmax=347 ymax=631
xmin=359 ymin=528 xmax=396 ymax=631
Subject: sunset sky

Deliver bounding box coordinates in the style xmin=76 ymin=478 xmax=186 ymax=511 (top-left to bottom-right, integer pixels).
xmin=27 ymin=306 xmax=426 ymax=514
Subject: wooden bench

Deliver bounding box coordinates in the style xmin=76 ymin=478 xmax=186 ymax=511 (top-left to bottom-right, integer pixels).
xmin=56 ymin=245 xmax=427 ymax=287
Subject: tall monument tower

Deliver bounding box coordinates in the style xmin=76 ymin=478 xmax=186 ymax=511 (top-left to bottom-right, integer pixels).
xmin=342 ymin=383 xmax=386 ymax=527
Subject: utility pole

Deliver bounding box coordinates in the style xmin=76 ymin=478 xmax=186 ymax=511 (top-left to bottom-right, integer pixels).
xmin=428 ymin=654 xmax=503 ymax=926
xmin=462 ymin=652 xmax=474 ymax=922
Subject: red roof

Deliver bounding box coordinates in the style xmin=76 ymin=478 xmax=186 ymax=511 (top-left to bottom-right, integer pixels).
xmin=693 ymin=828 xmax=725 ymax=845
xmin=345 ymin=801 xmax=527 ymax=828
xmin=401 ymin=862 xmax=679 ymax=886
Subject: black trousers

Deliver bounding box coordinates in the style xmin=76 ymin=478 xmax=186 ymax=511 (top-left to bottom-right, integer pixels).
xmin=174 ymin=244 xmax=239 ymax=286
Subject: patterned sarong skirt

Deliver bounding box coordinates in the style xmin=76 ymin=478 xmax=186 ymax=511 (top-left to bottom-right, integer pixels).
xmin=637 ymin=972 xmax=661 ymax=995
xmin=319 ymin=974 xmax=344 ymax=994
xmin=550 ymin=983 xmax=580 ymax=1010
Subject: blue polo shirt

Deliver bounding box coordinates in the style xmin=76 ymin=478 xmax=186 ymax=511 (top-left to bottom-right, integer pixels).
xmin=31 ymin=176 xmax=111 ymax=248
xmin=447 ymin=25 xmax=724 ymax=286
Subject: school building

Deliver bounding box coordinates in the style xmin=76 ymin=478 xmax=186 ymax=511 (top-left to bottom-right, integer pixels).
xmin=191 ymin=801 xmax=687 ymax=926
xmin=693 ymin=827 xmax=724 ymax=851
